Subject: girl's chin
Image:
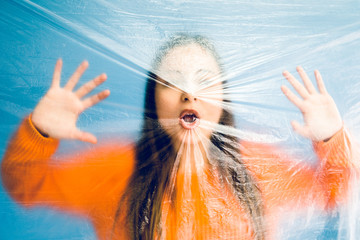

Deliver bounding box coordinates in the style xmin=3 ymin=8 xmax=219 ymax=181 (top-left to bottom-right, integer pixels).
xmin=171 ymin=129 xmax=211 ymax=150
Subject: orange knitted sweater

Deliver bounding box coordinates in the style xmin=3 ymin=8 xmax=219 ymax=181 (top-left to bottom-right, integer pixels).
xmin=1 ymin=116 xmax=354 ymax=239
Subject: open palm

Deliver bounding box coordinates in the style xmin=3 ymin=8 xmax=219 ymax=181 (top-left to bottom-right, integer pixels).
xmin=31 ymin=59 xmax=110 ymax=143
xmin=281 ymin=66 xmax=342 ymax=142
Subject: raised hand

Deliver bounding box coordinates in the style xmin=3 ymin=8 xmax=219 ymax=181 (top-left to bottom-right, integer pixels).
xmin=281 ymin=66 xmax=342 ymax=142
xmin=31 ymin=59 xmax=110 ymax=143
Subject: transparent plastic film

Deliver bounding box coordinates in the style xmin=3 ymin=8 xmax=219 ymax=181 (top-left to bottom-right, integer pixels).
xmin=1 ymin=1 xmax=360 ymax=240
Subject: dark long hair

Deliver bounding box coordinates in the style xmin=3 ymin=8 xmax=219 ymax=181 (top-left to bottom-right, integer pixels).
xmin=115 ymin=34 xmax=265 ymax=239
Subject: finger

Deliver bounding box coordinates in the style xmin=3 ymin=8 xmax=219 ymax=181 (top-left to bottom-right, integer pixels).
xmin=296 ymin=66 xmax=317 ymax=94
xmin=51 ymin=59 xmax=63 ymax=88
xmin=71 ymin=129 xmax=97 ymax=144
xmin=282 ymin=70 xmax=309 ymax=99
xmin=64 ymin=61 xmax=89 ymax=91
xmin=314 ymin=69 xmax=328 ymax=94
xmin=281 ymin=85 xmax=304 ymax=111
xmin=291 ymin=121 xmax=310 ymax=138
xmin=76 ymin=73 xmax=107 ymax=98
xmin=82 ymin=89 xmax=110 ymax=109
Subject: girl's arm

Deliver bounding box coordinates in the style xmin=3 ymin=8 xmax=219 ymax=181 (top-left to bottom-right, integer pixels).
xmin=243 ymin=67 xmax=357 ymax=211
xmin=1 ymin=60 xmax=134 ymax=215
xmin=1 ymin=115 xmax=135 ymax=215
xmin=241 ymin=127 xmax=356 ymax=211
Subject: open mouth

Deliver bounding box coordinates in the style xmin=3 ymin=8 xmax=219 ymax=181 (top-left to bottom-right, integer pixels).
xmin=179 ymin=109 xmax=200 ymax=129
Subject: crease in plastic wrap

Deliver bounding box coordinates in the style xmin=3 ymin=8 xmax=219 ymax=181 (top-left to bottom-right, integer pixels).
xmin=1 ymin=0 xmax=360 ymax=239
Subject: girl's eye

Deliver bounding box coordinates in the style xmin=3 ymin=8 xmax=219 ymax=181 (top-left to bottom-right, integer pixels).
xmin=157 ymin=77 xmax=174 ymax=88
xmin=202 ymin=79 xmax=212 ymax=85
xmin=198 ymin=78 xmax=216 ymax=87
xmin=165 ymin=82 xmax=176 ymax=89
xmin=158 ymin=79 xmax=176 ymax=89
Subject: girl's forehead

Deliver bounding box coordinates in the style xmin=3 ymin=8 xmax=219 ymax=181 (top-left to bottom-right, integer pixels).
xmin=155 ymin=44 xmax=223 ymax=93
xmin=158 ymin=44 xmax=221 ymax=74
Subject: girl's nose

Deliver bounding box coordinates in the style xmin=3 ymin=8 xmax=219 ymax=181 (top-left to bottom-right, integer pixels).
xmin=181 ymin=92 xmax=197 ymax=102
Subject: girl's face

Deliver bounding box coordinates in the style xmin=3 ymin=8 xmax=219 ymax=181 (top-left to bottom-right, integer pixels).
xmin=155 ymin=43 xmax=224 ymax=149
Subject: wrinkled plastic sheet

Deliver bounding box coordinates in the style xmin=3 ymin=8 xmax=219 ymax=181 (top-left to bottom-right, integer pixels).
xmin=1 ymin=0 xmax=360 ymax=239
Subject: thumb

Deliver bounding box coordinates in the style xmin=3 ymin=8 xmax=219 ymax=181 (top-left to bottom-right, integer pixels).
xmin=291 ymin=120 xmax=310 ymax=139
xmin=72 ymin=129 xmax=98 ymax=144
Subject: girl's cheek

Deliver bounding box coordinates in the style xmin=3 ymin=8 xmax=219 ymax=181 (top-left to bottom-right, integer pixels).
xmin=157 ymin=97 xmax=175 ymax=118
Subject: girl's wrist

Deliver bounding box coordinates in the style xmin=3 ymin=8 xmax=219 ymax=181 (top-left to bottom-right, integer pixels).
xmin=30 ymin=114 xmax=49 ymax=138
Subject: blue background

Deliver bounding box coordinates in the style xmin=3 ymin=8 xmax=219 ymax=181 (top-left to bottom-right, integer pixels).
xmin=1 ymin=0 xmax=360 ymax=239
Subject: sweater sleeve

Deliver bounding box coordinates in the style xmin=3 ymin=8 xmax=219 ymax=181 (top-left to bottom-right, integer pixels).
xmin=241 ymin=127 xmax=357 ymax=212
xmin=313 ymin=127 xmax=355 ymax=208
xmin=1 ymin=116 xmax=135 ymax=216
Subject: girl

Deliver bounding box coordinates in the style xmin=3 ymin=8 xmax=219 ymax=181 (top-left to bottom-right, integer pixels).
xmin=1 ymin=34 xmax=355 ymax=240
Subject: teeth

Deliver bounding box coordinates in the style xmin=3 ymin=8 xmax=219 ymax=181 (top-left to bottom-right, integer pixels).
xmin=179 ymin=111 xmax=200 ymax=129
xmin=183 ymin=114 xmax=196 ymax=123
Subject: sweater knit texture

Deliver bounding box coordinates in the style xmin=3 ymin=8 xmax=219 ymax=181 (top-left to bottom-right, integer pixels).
xmin=1 ymin=116 xmax=354 ymax=239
